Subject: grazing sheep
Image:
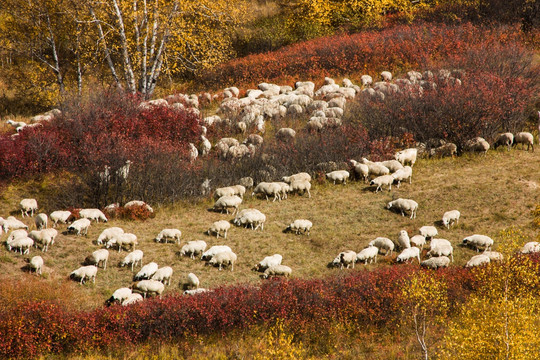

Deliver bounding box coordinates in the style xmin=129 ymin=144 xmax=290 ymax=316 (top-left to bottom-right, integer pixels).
xmin=134 ymin=262 xmax=159 ymax=281
xmin=356 ymin=246 xmax=379 ymax=265
xmin=349 ymin=160 xmax=370 ymax=183
xmin=262 ymin=265 xmax=292 ymax=279
xmin=186 ymin=273 xmax=200 ymax=289
xmin=421 ymin=256 xmax=450 ymax=269
xmin=231 ymin=184 xmax=247 ymax=199
xmin=207 ymin=220 xmax=231 ymax=238
xmin=464 ymin=137 xmax=490 ymax=155
xmin=20 ymin=198 xmax=38 ymax=217
xmin=106 ymin=287 xmax=132 ymax=306
xmin=151 ymin=266 xmax=173 ymax=285
xmin=381 ymin=160 xmax=404 ymax=173
xmin=34 ymin=213 xmax=48 ymax=230
xmin=79 ymin=209 xmax=108 ymax=223
xmin=361 ymin=158 xmax=391 ymax=178
xmin=180 ymin=240 xmax=208 ymax=259
xmin=396 ymin=247 xmax=421 ymax=263
xmin=208 ymin=250 xmax=237 ymax=271
xmin=442 ymin=210 xmax=460 ymax=229
xmin=86 ymin=249 xmax=110 ymax=269
xmin=429 ymin=143 xmax=457 ymax=158
xmin=465 ymin=254 xmax=490 ymax=268
xmin=2 ymin=216 xmax=28 ymax=233
xmin=289 ymin=180 xmax=312 ymax=198
xmin=370 ymin=175 xmax=394 ymax=192
xmin=391 ymin=166 xmax=413 ymax=188
xmin=326 ymin=170 xmax=350 ymax=185
xmin=284 ymin=219 xmax=312 ymax=235
xmin=462 ymin=234 xmax=493 ymax=252
xmin=493 ymin=133 xmax=514 ymax=151
xmin=252 ymin=254 xmax=283 ymax=272
xmin=331 ymin=250 xmax=358 ymax=269
xmin=410 ymin=235 xmax=426 ymax=250
xmin=121 ymin=250 xmax=144 ymax=271
xmin=184 ymin=288 xmax=210 ymax=295
xmin=67 ymin=218 xmax=91 ymax=236
xmin=29 ymin=255 xmax=44 ymax=275
xmin=419 ymin=226 xmax=438 ymax=240
xmin=274 ymin=182 xmax=290 ymax=200
xmin=7 ymin=236 xmax=34 ymax=254
xmin=252 ymin=182 xmax=283 ymax=202
xmin=483 ymin=251 xmax=503 ymax=262
xmin=122 ymin=293 xmax=144 ymax=306
xmin=70 ymin=265 xmax=98 ymax=284
xmin=201 ymin=245 xmax=232 ymax=261
xmin=369 ymin=237 xmax=395 ymax=255
xmin=394 ymin=148 xmax=417 ymax=167
xmin=276 ymin=128 xmax=296 ymax=142
xmin=397 ymin=230 xmax=411 ymax=249
xmin=521 ymin=242 xmax=540 ymax=254
xmin=7 ymin=229 xmax=28 ymax=243
xmin=133 ymin=280 xmax=165 ymax=298
xmin=155 ymin=229 xmax=182 ymax=244
xmin=513 ymin=132 xmax=534 ymax=151
xmin=213 ymin=195 xmax=243 ymax=215
xmin=282 ymin=172 xmax=311 ymax=184
xmin=97 ymin=227 xmax=125 ymax=245
xmin=49 ymin=210 xmax=72 ymax=227
xmin=213 ymin=186 xmax=236 ymax=200
xmin=124 ymin=200 xmax=153 ymax=213
xmin=386 ymin=198 xmax=418 ymax=219
xmin=28 ymin=229 xmax=57 ymax=252
xmin=233 ymin=209 xmax=266 ymax=231
xmin=427 ymin=241 xmax=454 ymax=262
xmin=107 ymin=233 xmax=138 ymax=252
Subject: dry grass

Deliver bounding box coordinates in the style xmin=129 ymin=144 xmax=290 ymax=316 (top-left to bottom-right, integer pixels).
xmin=0 ymin=148 xmax=538 ymax=310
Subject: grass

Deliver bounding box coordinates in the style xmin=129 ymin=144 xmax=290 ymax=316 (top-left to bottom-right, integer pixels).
xmin=0 ymin=148 xmax=538 ymax=310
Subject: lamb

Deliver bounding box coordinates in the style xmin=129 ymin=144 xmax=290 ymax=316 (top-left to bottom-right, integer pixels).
xmin=29 ymin=256 xmax=44 ymax=275
xmin=391 ymin=166 xmax=413 ymax=188
xmin=122 ymin=293 xmax=144 ymax=306
xmin=180 ymin=240 xmax=208 ymax=259
xmin=464 ymin=137 xmax=490 ymax=155
xmin=465 ymin=254 xmax=490 ymax=268
xmin=368 ymin=237 xmax=395 ymax=255
xmin=521 ymin=242 xmax=540 ymax=254
xmin=331 ymin=250 xmax=357 ymax=269
xmin=429 ymin=143 xmax=457 ymax=158
xmin=261 ymin=265 xmax=292 ymax=279
xmin=134 ymin=262 xmax=159 ymax=281
xmin=155 ymin=229 xmax=182 ymax=244
xmin=394 ymin=148 xmax=417 ymax=167
xmin=370 ymin=175 xmax=394 ymax=192
xmin=462 ymin=234 xmax=493 ymax=252
xmin=7 ymin=236 xmax=34 ymax=254
xmin=252 ymin=254 xmax=283 ymax=272
xmin=133 ymin=280 xmax=165 ymax=298
xmin=120 ymin=250 xmax=144 ymax=271
xmin=410 ymin=235 xmax=426 ymax=250
xmin=419 ymin=226 xmax=438 ymax=240
xmin=355 ymin=246 xmax=379 ymax=265
xmin=284 ymin=219 xmax=312 ymax=235
xmin=493 ymin=133 xmax=514 ymax=151
xmin=397 ymin=230 xmax=411 ymax=249
xmin=208 ymin=250 xmax=237 ymax=271
xmin=212 ymin=195 xmax=243 ymax=215
xmin=28 ymin=229 xmax=57 ymax=252
xmin=421 ymin=256 xmax=450 ymax=269
xmin=67 ymin=218 xmax=91 ymax=236
xmin=49 ymin=210 xmax=72 ymax=227
xmin=151 ymin=266 xmax=173 ymax=285
xmin=207 ymin=220 xmax=231 ymax=238
xmin=186 ymin=273 xmax=200 ymax=289
xmin=20 ymin=198 xmax=38 ymax=217
xmin=201 ymin=245 xmax=232 ymax=261
xmin=79 ymin=208 xmax=108 ymax=223
xmin=251 ymin=182 xmax=282 ymax=202
xmin=386 ymin=198 xmax=418 ymax=219
xmin=326 ymin=170 xmax=350 ymax=185
xmin=289 ymin=180 xmax=312 ymax=198
xmin=2 ymin=216 xmax=28 ymax=233
xmin=70 ymin=265 xmax=98 ymax=284
xmin=276 ymin=128 xmax=296 ymax=142
xmin=124 ymin=200 xmax=153 ymax=213
xmin=427 ymin=241 xmax=454 ymax=262
xmin=34 ymin=213 xmax=48 ymax=230
xmin=483 ymin=251 xmax=503 ymax=262
xmin=86 ymin=249 xmax=110 ymax=269
xmin=233 ymin=209 xmax=266 ymax=231
xmin=282 ymin=172 xmax=311 ymax=184
xmin=442 ymin=210 xmax=460 ymax=229
xmin=107 ymin=233 xmax=138 ymax=252
xmin=348 ymin=160 xmax=369 ymax=183
xmin=396 ymin=247 xmax=421 ymax=263
xmin=97 ymin=227 xmax=124 ymax=245
xmin=513 ymin=132 xmax=534 ymax=151
xmin=106 ymin=287 xmax=132 ymax=306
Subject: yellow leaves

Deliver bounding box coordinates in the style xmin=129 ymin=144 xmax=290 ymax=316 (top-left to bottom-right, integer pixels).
xmin=255 ymin=319 xmax=308 ymax=360
xmin=401 ymin=270 xmax=448 ymax=317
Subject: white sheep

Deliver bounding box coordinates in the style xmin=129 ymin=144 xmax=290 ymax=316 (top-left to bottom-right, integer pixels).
xmin=326 ymin=170 xmax=350 ymax=185
xmin=421 ymin=256 xmax=450 ymax=269
xmin=381 ymin=160 xmax=404 ymax=173
xmin=381 ymin=71 xmax=393 ymax=81
xmin=233 ymin=209 xmax=266 ymax=231
xmin=386 ymin=198 xmax=418 ymax=219
xmin=207 ymin=220 xmax=231 ymax=238
xmin=151 ymin=266 xmax=173 ymax=285
xmin=121 ymin=250 xmax=144 ymax=271
xmin=285 ymin=219 xmax=312 ymax=235
xmin=368 ymin=237 xmax=395 ymax=256
xmin=361 ymin=75 xmax=373 ymax=86
xmin=213 ymin=195 xmax=243 ymax=215
xmin=394 ymin=148 xmax=417 ymax=167
xmin=7 ymin=229 xmax=28 ymax=243
xmin=391 ymin=166 xmax=412 ymax=188
xmin=134 ymin=262 xmax=159 ymax=281
xmin=231 ymin=184 xmax=247 ymax=199
xmin=29 ymin=255 xmax=44 ymax=275
xmin=79 ymin=208 xmax=108 ymax=223
xmin=86 ymin=249 xmax=110 ymax=269
xmin=7 ymin=236 xmax=34 ymax=254
xmin=464 ymin=137 xmax=490 ymax=155
xmin=513 ymin=132 xmax=534 ymax=151
xmin=28 ymin=229 xmax=57 ymax=252
xmin=2 ymin=216 xmax=28 ymax=233
xmin=184 ymin=288 xmax=211 ymax=295
xmin=20 ymin=198 xmax=38 ymax=217
xmin=97 ymin=227 xmax=125 ymax=245
xmin=70 ymin=265 xmax=98 ymax=284
xmin=332 ymin=250 xmax=357 ymax=269
xmin=427 ymin=241 xmax=454 ymax=262
xmin=274 ymin=182 xmax=290 ymax=200
xmin=180 ymin=240 xmax=208 ymax=259
xmin=349 ymin=160 xmax=369 ymax=183
xmin=252 ymin=182 xmax=282 ymax=202
xmin=397 ymin=230 xmax=411 ymax=249
xmin=106 ymin=287 xmax=132 ymax=306
xmin=208 ymin=250 xmax=237 ymax=271
xmin=410 ymin=235 xmax=426 ymax=250
xmin=201 ymin=245 xmax=232 ymax=261
xmin=429 ymin=143 xmax=457 ymax=158
xmin=262 ymin=265 xmax=292 ymax=279
xmin=67 ymin=218 xmax=91 ymax=236
xmin=419 ymin=226 xmax=438 ymax=240
xmin=155 ymin=229 xmax=182 ymax=244
xmin=462 ymin=234 xmax=493 ymax=252
xmin=465 ymin=254 xmax=490 ymax=268
xmin=252 ymin=254 xmax=283 ymax=272
xmin=107 ymin=233 xmax=138 ymax=252
xmin=442 ymin=210 xmax=460 ymax=229
xmin=122 ymin=293 xmax=144 ymax=306
xmin=282 ymin=172 xmax=311 ymax=184
xmin=49 ymin=210 xmax=72 ymax=227
xmin=276 ymin=128 xmax=296 ymax=142
xmin=239 ymin=177 xmax=254 ymax=189
xmin=396 ymin=247 xmax=421 ymax=263
xmin=356 ymin=246 xmax=379 ymax=265
xmin=493 ymin=132 xmax=514 ymax=151
xmin=289 ymin=180 xmax=312 ymax=198
xmin=213 ymin=186 xmax=236 ymax=200
xmin=34 ymin=213 xmax=48 ymax=230
xmin=133 ymin=280 xmax=165 ymax=298
xmin=483 ymin=251 xmax=503 ymax=262
xmin=521 ymin=242 xmax=540 ymax=254
xmin=370 ymin=175 xmax=394 ymax=192
xmin=360 ymin=158 xmax=390 ymax=178
xmin=124 ymin=200 xmax=153 ymax=213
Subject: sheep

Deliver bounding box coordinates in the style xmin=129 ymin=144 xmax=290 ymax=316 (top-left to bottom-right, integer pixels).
xmin=360 ymin=158 xmax=390 ymax=178
xmin=106 ymin=287 xmax=132 ymax=306
xmin=464 ymin=137 xmax=490 ymax=155
xmin=326 ymin=170 xmax=350 ymax=185
xmin=151 ymin=266 xmax=173 ymax=285
xmin=2 ymin=216 xmax=28 ymax=233
xmin=182 ymin=272 xmax=200 ymax=290
xmin=493 ymin=133 xmax=514 ymax=151
xmin=380 ymin=160 xmax=404 ymax=173
xmin=386 ymin=199 xmax=418 ymax=219
xmin=29 ymin=255 xmax=44 ymax=275
xmin=233 ymin=209 xmax=266 ymax=231
xmin=79 ymin=209 xmax=108 ymax=223
xmin=381 ymin=71 xmax=393 ymax=81
xmin=261 ymin=265 xmax=292 ymax=279
xmin=6 ymin=119 xmax=27 ymax=130
xmin=70 ymin=265 xmax=98 ymax=284
xmin=120 ymin=250 xmax=144 ymax=271
xmin=276 ymin=128 xmax=296 ymax=142
xmin=442 ymin=210 xmax=460 ymax=229
xmin=330 ymin=250 xmax=357 ymax=269
xmin=397 ymin=247 xmax=421 ymax=263
xmin=124 ymin=200 xmax=153 ymax=213
xmin=429 ymin=143 xmax=457 ymax=158
xmin=421 ymin=256 xmax=450 ymax=269
xmin=212 ymin=195 xmax=243 ymax=215
xmin=20 ymin=198 xmax=38 ymax=217
xmin=252 ymin=182 xmax=282 ymax=202
xmin=7 ymin=236 xmax=34 ymax=254
xmin=207 ymin=220 xmax=231 ymax=238
xmin=201 ymin=245 xmax=232 ymax=261
xmin=397 ymin=230 xmax=411 ymax=249
xmin=155 ymin=229 xmax=182 ymax=244
xmin=368 ymin=237 xmax=395 ymax=256
xmin=252 ymin=254 xmax=283 ymax=272
xmin=394 ymin=148 xmax=417 ymax=167
xmin=49 ymin=210 xmax=72 ymax=227
xmin=67 ymin=218 xmax=91 ymax=236
xmin=34 ymin=213 xmax=48 ymax=230
xmin=356 ymin=246 xmax=379 ymax=265
xmin=462 ymin=234 xmax=493 ymax=252
xmin=427 ymin=241 xmax=454 ymax=262
xmin=28 ymin=229 xmax=57 ymax=252
xmin=370 ymin=175 xmax=394 ymax=192
xmin=361 ymin=74 xmax=373 ymax=86
xmin=513 ymin=132 xmax=534 ymax=151
xmin=177 ymin=241 xmax=207 ymax=260
xmin=208 ymin=250 xmax=237 ymax=271
xmin=7 ymin=229 xmax=28 ymax=243
xmin=213 ymin=186 xmax=236 ymax=200
xmin=133 ymin=280 xmax=165 ymax=298
xmin=521 ymin=242 xmax=540 ymax=254
xmin=273 ymin=182 xmax=290 ymax=200
xmin=419 ymin=226 xmax=438 ymax=240
xmin=239 ymin=177 xmax=254 ymax=189
xmin=107 ymin=233 xmax=138 ymax=252
xmin=231 ymin=184 xmax=247 ymax=199
xmin=289 ymin=180 xmax=312 ymax=198
xmin=282 ymin=172 xmax=311 ymax=184
xmin=134 ymin=262 xmax=159 ymax=281
xmin=122 ymin=293 xmax=144 ymax=306
xmin=465 ymin=254 xmax=490 ymax=268
xmin=86 ymin=249 xmax=110 ymax=269
xmin=410 ymin=235 xmax=426 ymax=250
xmin=391 ymin=166 xmax=413 ymax=188
xmin=284 ymin=219 xmax=312 ymax=235
xmin=349 ymin=160 xmax=369 ymax=183
xmin=97 ymin=227 xmax=124 ymax=245
xmin=243 ymin=134 xmax=264 ymax=147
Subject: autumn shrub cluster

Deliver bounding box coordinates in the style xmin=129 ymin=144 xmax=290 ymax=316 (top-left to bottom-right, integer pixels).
xmin=0 ymin=266 xmax=477 ymax=359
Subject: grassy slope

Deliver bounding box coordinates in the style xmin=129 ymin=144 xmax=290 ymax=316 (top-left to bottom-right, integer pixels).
xmin=0 ymin=148 xmax=538 ymax=310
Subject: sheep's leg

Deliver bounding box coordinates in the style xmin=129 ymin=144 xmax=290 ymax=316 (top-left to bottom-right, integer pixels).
xmin=307 ymin=189 xmax=311 ymax=198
